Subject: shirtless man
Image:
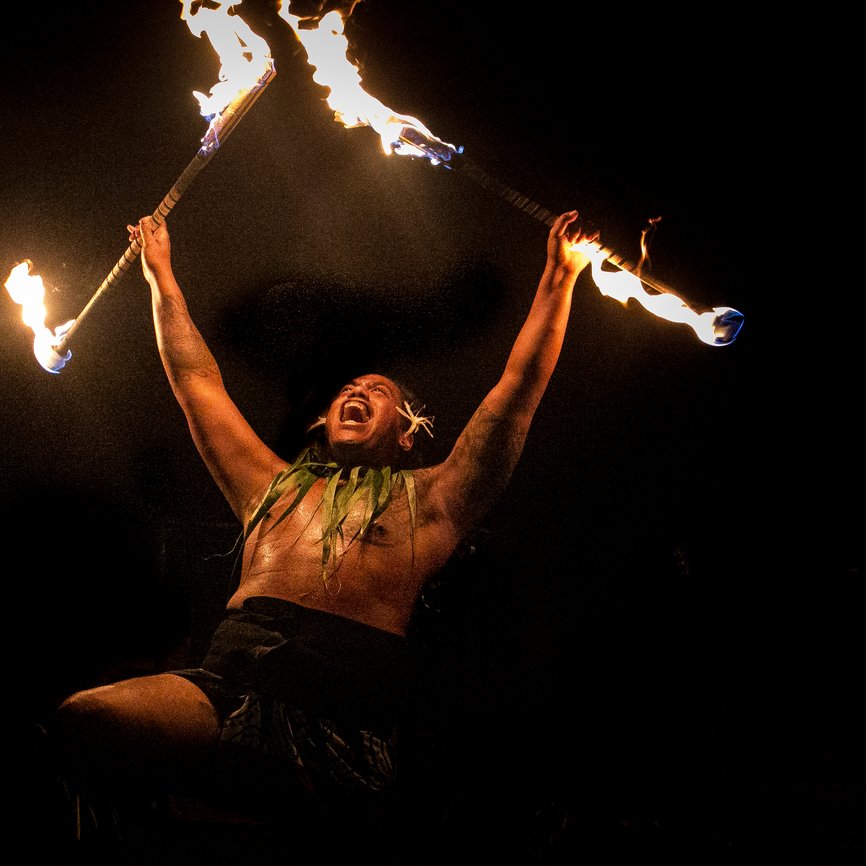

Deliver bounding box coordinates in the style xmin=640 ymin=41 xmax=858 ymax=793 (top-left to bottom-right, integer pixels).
xmin=50 ymin=209 xmax=593 ymax=856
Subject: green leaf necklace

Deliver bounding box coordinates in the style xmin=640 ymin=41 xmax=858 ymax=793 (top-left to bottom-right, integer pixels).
xmin=243 ymin=447 xmax=416 ymax=592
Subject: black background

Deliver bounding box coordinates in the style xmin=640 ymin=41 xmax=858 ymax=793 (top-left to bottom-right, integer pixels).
xmin=2 ymin=1 xmax=861 ymax=858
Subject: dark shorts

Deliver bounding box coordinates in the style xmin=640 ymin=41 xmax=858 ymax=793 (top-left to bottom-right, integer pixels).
xmin=170 ymin=596 xmax=410 ymax=795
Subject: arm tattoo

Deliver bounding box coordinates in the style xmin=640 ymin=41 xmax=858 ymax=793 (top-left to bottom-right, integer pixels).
xmin=448 ymin=403 xmax=527 ymax=526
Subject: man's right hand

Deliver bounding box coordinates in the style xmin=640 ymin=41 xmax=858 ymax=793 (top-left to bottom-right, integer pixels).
xmin=127 ymin=215 xmax=172 ymax=285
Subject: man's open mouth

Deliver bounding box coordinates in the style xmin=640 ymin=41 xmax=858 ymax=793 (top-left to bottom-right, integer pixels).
xmin=341 ymin=400 xmax=370 ymax=423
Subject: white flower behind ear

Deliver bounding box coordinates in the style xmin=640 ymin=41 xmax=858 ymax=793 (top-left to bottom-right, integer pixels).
xmin=396 ymin=400 xmax=434 ymax=438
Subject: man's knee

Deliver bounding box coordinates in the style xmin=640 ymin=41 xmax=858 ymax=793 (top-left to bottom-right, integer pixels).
xmin=51 ymin=685 xmax=128 ymax=769
xmin=51 ymin=678 xmax=205 ymax=780
xmin=55 ymin=675 xmax=220 ymax=764
xmin=55 ymin=682 xmax=138 ymax=737
xmin=57 ymin=686 xmax=109 ymax=723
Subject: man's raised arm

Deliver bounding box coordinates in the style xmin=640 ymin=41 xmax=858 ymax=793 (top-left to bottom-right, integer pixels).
xmin=131 ymin=216 xmax=286 ymax=525
xmin=430 ymin=211 xmax=593 ymax=536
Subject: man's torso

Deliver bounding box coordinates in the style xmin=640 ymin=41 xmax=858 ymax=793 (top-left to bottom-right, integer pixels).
xmin=230 ymin=471 xmax=458 ymax=635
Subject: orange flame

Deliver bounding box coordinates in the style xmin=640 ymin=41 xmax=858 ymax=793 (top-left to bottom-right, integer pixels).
xmin=180 ymin=0 xmax=274 ymax=146
xmin=277 ymin=3 xmax=458 ymax=164
xmin=577 ymin=240 xmax=739 ymax=346
xmin=276 ymin=4 xmax=740 ymax=343
xmin=4 ymin=261 xmax=73 ymax=373
xmin=6 ymin=3 xmax=274 ymax=373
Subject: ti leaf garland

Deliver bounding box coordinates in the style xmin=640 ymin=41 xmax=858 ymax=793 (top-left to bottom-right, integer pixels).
xmin=243 ymin=448 xmax=416 ymax=586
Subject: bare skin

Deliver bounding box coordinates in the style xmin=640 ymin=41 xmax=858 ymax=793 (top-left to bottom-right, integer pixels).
xmin=54 ymin=210 xmax=592 ymax=780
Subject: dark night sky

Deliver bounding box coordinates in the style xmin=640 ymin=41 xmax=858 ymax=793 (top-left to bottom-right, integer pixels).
xmin=1 ymin=1 xmax=861 ymax=853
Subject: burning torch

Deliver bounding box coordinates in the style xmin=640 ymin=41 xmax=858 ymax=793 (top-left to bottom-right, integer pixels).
xmin=5 ymin=1 xmax=276 ymax=374
xmin=279 ymin=4 xmax=744 ymax=347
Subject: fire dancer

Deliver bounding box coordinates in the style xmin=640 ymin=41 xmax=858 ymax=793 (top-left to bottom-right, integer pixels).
xmin=47 ymin=209 xmax=594 ymax=858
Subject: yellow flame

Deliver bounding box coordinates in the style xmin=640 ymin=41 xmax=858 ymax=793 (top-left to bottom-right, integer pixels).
xmin=5 ymin=4 xmax=274 ymax=374
xmin=4 ymin=261 xmax=74 ymax=373
xmin=180 ymin=0 xmax=272 ymax=132
xmin=277 ymin=3 xmax=456 ymax=161
xmin=576 ymin=241 xmax=729 ymax=346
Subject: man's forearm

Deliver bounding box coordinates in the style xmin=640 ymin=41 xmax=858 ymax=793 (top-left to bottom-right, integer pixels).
xmin=151 ymin=281 xmax=222 ymax=393
xmin=500 ymin=265 xmax=577 ymax=407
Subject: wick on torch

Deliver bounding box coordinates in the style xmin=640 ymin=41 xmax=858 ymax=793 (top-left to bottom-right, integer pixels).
xmin=41 ymin=59 xmax=276 ymax=373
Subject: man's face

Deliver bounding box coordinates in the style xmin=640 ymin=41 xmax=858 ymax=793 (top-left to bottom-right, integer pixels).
xmin=324 ymin=374 xmax=412 ymax=465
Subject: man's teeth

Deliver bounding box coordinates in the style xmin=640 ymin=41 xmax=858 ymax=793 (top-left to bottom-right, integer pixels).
xmin=342 ymin=401 xmax=369 ymax=422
